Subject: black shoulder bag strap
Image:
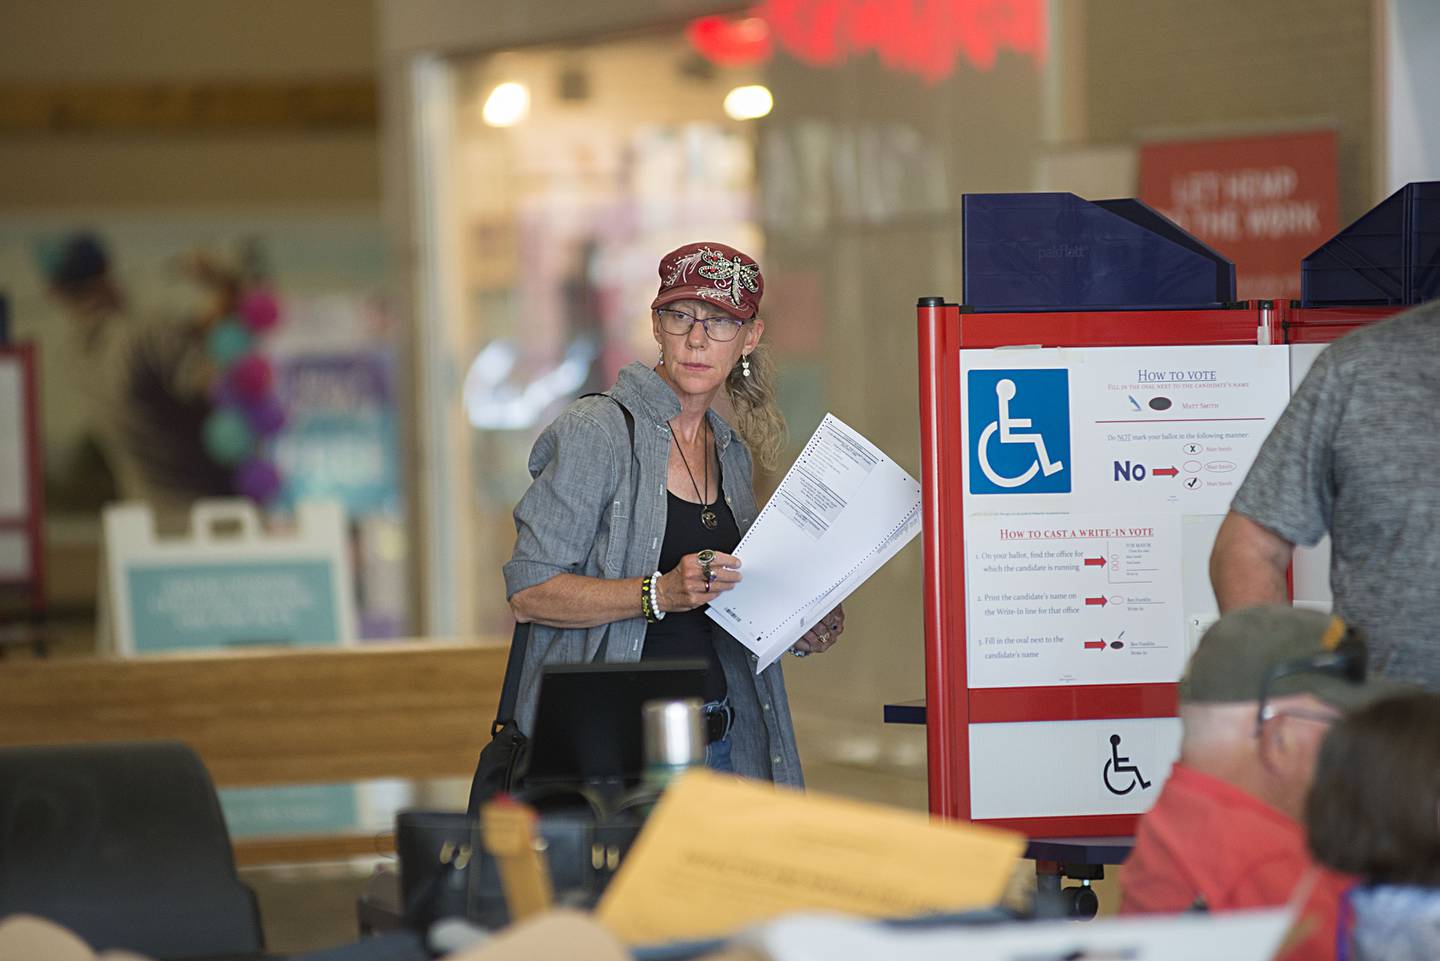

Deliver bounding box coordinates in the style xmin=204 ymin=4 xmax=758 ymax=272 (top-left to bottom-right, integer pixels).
xmin=491 ymin=394 xmax=634 ymax=734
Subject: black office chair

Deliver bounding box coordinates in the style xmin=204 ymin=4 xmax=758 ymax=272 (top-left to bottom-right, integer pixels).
xmin=0 ymin=741 xmax=266 ymax=961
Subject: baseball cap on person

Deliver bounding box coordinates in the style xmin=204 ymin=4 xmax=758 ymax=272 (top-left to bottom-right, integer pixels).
xmin=1180 ymin=605 xmax=1404 ymax=711
xmin=650 ymin=242 xmax=763 ymax=320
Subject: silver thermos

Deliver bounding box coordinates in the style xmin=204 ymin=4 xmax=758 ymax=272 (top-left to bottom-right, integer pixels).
xmin=641 ymin=697 xmax=706 ymax=789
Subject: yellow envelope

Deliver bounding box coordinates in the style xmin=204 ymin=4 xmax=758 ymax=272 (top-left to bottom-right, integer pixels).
xmin=596 ymin=769 xmax=1025 ymax=944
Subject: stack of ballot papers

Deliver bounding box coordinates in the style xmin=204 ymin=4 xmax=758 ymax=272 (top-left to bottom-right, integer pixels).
xmin=595 ymin=769 xmax=1024 ymax=945
xmin=707 ymin=414 xmax=922 ymax=670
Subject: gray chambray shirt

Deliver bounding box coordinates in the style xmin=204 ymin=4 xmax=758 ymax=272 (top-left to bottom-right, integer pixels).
xmin=502 ymin=362 xmax=804 ymax=787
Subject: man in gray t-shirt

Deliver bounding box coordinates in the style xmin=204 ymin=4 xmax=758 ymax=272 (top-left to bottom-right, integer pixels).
xmin=1210 ymin=299 xmax=1440 ymax=690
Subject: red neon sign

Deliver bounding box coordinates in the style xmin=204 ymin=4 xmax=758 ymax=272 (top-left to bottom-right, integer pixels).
xmin=687 ymin=15 xmax=774 ymax=67
xmin=688 ymin=1 xmax=1045 ymax=83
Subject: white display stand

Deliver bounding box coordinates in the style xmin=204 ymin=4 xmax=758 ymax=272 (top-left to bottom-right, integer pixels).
xmin=102 ymin=498 xmax=356 ymax=656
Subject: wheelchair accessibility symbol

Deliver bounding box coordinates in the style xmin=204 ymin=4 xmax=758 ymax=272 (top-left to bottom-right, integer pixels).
xmin=968 ymin=369 xmax=1071 ymax=495
xmin=1103 ymin=734 xmax=1152 ymax=796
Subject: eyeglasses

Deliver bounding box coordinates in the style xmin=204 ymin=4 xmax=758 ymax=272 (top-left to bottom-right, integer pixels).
xmin=656 ymin=307 xmax=747 ymax=342
xmin=1253 ymin=628 xmax=1367 ymax=735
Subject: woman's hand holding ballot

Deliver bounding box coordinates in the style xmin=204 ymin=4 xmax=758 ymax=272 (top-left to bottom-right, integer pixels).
xmin=790 ymin=603 xmax=846 ymax=656
xmin=657 ymin=550 xmax=743 ymax=614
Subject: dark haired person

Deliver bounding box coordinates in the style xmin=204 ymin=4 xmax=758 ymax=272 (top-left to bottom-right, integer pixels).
xmin=1121 ymin=606 xmax=1401 ymax=961
xmin=504 ymin=242 xmax=843 ymax=784
xmin=42 ymin=233 xmax=231 ymax=509
xmin=1211 ymin=301 xmax=1440 ymax=691
xmin=1307 ymin=692 xmax=1440 ymax=961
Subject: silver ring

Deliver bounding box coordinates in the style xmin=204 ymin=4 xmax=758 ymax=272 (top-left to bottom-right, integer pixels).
xmin=697 ymin=549 xmax=715 ymax=588
xmin=818 ymin=632 xmax=830 ymax=644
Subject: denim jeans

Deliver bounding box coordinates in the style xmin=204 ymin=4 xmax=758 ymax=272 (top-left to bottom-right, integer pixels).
xmin=705 ymin=734 xmax=735 ymax=773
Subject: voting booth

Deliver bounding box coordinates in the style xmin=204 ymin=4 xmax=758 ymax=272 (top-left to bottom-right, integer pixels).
xmin=915 ymin=187 xmax=1435 ymax=837
xmin=916 ymin=194 xmax=1293 ymax=837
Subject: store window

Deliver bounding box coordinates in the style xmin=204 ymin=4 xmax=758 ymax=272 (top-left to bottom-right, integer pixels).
xmin=420 ymin=29 xmax=767 ymax=634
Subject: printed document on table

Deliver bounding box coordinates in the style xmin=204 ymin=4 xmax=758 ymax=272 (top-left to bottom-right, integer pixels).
xmin=707 ymin=413 xmax=922 ymax=671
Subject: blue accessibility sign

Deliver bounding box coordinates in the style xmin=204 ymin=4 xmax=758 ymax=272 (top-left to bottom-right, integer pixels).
xmin=967 ymin=368 xmax=1071 ymax=495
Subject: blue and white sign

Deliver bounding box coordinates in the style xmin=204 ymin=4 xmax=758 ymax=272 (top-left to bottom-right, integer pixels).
xmin=967 ymin=368 xmax=1071 ymax=495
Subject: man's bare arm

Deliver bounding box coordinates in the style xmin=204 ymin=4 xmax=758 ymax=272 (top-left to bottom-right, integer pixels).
xmin=1210 ymin=511 xmax=1295 ymax=611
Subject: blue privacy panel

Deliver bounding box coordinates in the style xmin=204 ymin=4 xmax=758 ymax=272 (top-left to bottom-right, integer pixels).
xmin=1301 ymin=181 xmax=1440 ymax=307
xmin=963 ymin=193 xmax=1236 ymax=311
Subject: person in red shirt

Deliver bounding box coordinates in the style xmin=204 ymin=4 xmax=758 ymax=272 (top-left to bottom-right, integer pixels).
xmin=1121 ymin=605 xmax=1405 ymax=961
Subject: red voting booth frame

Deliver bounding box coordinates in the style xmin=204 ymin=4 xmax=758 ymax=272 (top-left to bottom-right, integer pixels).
xmin=916 ymin=301 xmax=1276 ymax=837
xmin=916 ymin=299 xmax=1402 ymax=836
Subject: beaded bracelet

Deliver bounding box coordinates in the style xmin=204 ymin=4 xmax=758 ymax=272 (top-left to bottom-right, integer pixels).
xmin=641 ymin=574 xmax=658 ymax=623
xmin=641 ymin=572 xmax=667 ymax=623
xmin=650 ymin=570 xmax=665 ymax=620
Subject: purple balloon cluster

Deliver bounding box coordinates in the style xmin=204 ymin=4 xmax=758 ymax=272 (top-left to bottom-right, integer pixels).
xmin=201 ymin=289 xmax=286 ymax=504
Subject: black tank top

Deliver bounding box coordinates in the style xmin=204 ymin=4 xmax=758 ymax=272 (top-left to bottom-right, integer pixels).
xmin=642 ymin=461 xmax=740 ymax=704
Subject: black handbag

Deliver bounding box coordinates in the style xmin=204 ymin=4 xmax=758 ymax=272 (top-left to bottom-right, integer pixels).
xmin=467 ymin=620 xmax=531 ymax=815
xmin=397 ymin=787 xmax=650 ymax=932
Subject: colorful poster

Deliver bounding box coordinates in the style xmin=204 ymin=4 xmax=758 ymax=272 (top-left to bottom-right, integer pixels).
xmin=272 ymin=350 xmax=400 ymax=516
xmin=1139 ymin=130 xmax=1339 ymax=301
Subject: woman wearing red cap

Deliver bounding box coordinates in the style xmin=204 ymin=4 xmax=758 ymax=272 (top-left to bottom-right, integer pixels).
xmin=502 ymin=242 xmax=841 ymax=784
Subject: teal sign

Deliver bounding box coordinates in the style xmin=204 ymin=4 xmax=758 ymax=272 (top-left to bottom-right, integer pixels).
xmin=219 ymin=784 xmax=359 ymax=839
xmin=126 ymin=560 xmax=341 ymax=652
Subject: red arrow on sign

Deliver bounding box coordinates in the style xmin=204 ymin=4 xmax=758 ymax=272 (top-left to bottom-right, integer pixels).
xmin=1084 ymin=556 xmax=1107 ymax=567
xmin=1153 ymin=466 xmax=1179 ymax=477
xmin=1083 ymin=640 xmax=1106 ymax=650
xmin=1085 ymin=596 xmax=1108 ymax=607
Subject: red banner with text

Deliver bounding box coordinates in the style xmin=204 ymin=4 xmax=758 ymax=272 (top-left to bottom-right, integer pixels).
xmin=1139 ymin=130 xmax=1338 ymax=301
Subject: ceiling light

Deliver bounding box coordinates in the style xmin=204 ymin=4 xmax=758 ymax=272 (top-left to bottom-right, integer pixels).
xmin=723 ymin=84 xmax=773 ymax=121
xmin=482 ymin=82 xmax=530 ymax=127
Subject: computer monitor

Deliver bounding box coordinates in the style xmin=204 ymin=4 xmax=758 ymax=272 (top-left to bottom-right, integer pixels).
xmin=524 ymin=660 xmax=707 ymax=788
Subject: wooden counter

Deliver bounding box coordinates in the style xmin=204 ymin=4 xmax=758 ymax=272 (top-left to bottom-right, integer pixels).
xmin=0 ymin=639 xmax=509 ymax=863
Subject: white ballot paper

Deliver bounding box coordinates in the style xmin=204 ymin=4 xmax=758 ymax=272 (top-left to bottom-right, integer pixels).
xmin=707 ymin=413 xmax=922 ymax=671
xmin=748 ymin=905 xmax=1296 ymax=961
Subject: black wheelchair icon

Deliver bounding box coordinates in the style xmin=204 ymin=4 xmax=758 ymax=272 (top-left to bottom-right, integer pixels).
xmin=1102 ymin=734 xmax=1152 ymax=796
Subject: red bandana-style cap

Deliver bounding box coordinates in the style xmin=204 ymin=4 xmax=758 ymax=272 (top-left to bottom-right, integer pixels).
xmin=650 ymin=241 xmax=764 ymax=319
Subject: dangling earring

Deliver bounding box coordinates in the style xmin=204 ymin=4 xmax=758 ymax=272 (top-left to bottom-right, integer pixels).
xmin=741 ymin=353 xmax=751 ymax=378
xmin=657 ymin=345 xmax=664 ymax=365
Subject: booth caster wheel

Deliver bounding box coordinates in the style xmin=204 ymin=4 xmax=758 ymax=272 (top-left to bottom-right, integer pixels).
xmin=1061 ymin=881 xmax=1099 ymax=919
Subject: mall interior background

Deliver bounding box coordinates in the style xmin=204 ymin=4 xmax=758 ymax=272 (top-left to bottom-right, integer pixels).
xmin=2 ymin=0 xmax=1436 ymax=949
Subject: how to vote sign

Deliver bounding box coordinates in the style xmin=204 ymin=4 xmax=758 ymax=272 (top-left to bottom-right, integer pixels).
xmin=959 ymin=346 xmax=1291 ymax=690
xmin=966 ymin=368 xmax=1071 ymax=495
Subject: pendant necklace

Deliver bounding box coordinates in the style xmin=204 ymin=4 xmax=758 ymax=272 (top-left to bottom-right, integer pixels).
xmin=672 ymin=418 xmax=718 ymax=530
